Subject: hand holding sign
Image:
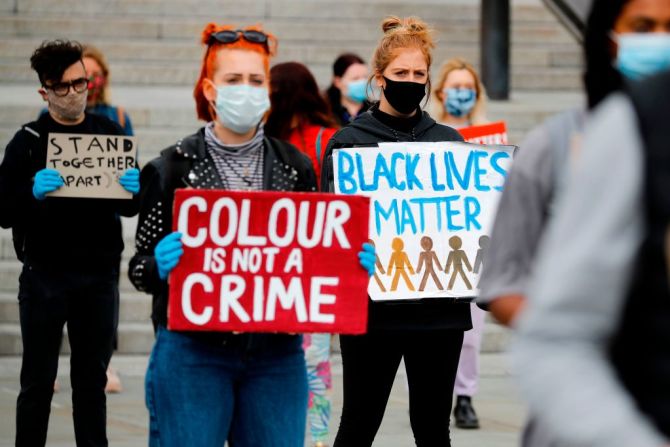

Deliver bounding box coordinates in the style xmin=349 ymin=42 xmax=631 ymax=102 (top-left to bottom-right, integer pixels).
xmin=155 ymin=232 xmax=184 ymax=280
xmin=118 ymin=168 xmax=140 ymax=195
xmin=358 ymin=242 xmax=376 ymax=277
xmin=33 ymin=168 xmax=64 ymax=200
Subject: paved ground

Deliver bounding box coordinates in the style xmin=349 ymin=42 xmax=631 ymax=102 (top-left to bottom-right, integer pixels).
xmin=0 ymin=352 xmax=525 ymax=447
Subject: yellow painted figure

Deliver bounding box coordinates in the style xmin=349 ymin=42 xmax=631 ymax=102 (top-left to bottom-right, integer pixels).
xmin=387 ymin=237 xmax=415 ymax=291
xmin=445 ymin=236 xmax=473 ymax=290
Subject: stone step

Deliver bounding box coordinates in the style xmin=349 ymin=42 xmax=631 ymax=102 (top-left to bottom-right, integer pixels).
xmin=0 ymin=13 xmax=574 ymax=44
xmin=0 ymin=321 xmax=155 ymax=355
xmin=0 ymin=319 xmax=510 ymax=355
xmin=0 ymin=291 xmax=152 ymax=323
xmin=10 ymin=0 xmax=559 ymax=22
xmin=0 ymin=37 xmax=580 ymax=69
xmin=0 ymin=58 xmax=582 ymax=89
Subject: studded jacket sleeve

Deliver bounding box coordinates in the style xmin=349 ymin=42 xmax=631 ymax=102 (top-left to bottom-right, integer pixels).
xmin=128 ymin=158 xmax=171 ymax=297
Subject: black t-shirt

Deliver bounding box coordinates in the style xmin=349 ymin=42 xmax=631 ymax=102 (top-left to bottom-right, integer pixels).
xmin=0 ymin=112 xmax=139 ymax=271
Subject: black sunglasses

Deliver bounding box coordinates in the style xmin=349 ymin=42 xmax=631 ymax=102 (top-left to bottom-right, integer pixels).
xmin=43 ymin=77 xmax=88 ymax=97
xmin=208 ymin=29 xmax=269 ymax=47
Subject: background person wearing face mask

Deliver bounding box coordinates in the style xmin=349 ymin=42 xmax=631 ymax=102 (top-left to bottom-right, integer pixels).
xmin=321 ymin=16 xmax=470 ymax=447
xmin=325 ymin=53 xmax=372 ymax=126
xmin=431 ymin=57 xmax=490 ymax=430
xmin=0 ymin=40 xmax=140 ymax=447
xmin=82 ymin=45 xmax=133 ymax=136
xmin=82 ymin=43 xmax=134 ymax=394
xmin=127 ymin=23 xmax=373 ymax=447
xmin=432 ymin=58 xmax=488 ymax=130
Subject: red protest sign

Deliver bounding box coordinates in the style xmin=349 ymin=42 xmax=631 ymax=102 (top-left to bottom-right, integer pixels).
xmin=168 ymin=189 xmax=371 ymax=334
xmin=459 ymin=121 xmax=508 ymax=145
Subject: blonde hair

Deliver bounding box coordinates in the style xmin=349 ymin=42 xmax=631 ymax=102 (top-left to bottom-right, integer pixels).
xmin=82 ymin=44 xmax=111 ymax=105
xmin=432 ymin=57 xmax=488 ymax=125
xmin=370 ymin=16 xmax=436 ymax=99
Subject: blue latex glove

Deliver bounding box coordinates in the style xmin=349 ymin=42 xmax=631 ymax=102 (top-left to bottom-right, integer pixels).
xmin=358 ymin=242 xmax=376 ymax=278
xmin=32 ymin=168 xmax=64 ymax=200
xmin=155 ymin=232 xmax=184 ymax=280
xmin=118 ymin=168 xmax=140 ymax=194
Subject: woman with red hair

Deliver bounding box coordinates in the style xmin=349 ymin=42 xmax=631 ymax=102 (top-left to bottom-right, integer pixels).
xmin=126 ymin=23 xmax=369 ymax=446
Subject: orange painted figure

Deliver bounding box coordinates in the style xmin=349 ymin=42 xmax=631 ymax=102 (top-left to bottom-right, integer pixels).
xmin=387 ymin=237 xmax=415 ymax=291
xmin=445 ymin=236 xmax=473 ymax=290
xmin=368 ymin=239 xmax=387 ymax=292
xmin=416 ymin=236 xmax=444 ymax=291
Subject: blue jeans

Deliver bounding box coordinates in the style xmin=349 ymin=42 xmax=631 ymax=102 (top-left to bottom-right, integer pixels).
xmin=145 ymin=327 xmax=308 ymax=447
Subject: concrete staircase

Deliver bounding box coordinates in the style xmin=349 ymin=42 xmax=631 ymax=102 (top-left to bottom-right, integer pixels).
xmin=0 ymin=0 xmax=583 ymax=354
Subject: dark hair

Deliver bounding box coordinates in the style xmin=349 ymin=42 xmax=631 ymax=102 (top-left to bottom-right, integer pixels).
xmin=583 ymin=0 xmax=629 ymax=109
xmin=325 ymin=53 xmax=366 ymax=117
xmin=30 ymin=39 xmax=83 ymax=86
xmin=266 ymin=62 xmax=338 ymax=141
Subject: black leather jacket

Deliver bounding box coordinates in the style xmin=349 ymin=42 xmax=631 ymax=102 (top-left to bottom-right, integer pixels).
xmin=128 ymin=128 xmax=317 ymax=328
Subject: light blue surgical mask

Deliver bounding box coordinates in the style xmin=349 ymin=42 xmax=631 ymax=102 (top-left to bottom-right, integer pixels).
xmin=445 ymin=88 xmax=476 ymax=118
xmin=615 ymin=33 xmax=670 ymax=81
xmin=212 ymin=83 xmax=270 ymax=134
xmin=346 ymin=79 xmax=368 ymax=103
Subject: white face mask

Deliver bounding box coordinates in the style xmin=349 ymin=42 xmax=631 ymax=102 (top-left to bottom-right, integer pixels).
xmin=47 ymin=88 xmax=87 ymax=121
xmin=211 ymin=83 xmax=270 ymax=134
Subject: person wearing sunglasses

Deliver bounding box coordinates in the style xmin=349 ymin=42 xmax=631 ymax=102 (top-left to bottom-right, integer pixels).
xmin=128 ymin=23 xmax=373 ymax=447
xmin=0 ymin=40 xmax=140 ymax=447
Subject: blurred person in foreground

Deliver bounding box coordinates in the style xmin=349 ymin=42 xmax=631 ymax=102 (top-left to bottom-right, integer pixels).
xmin=479 ymin=0 xmax=670 ymax=326
xmin=513 ymin=67 xmax=670 ymax=447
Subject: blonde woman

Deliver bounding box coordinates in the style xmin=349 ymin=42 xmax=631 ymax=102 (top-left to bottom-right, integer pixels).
xmin=431 ymin=57 xmax=490 ymax=429
xmin=433 ymin=58 xmax=487 ymax=129
xmin=321 ymin=17 xmax=470 ymax=447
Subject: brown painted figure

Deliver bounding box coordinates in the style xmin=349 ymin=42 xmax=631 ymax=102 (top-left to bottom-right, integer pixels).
xmin=473 ymin=235 xmax=490 ymax=287
xmin=387 ymin=237 xmax=416 ymax=291
xmin=416 ymin=236 xmax=444 ymax=291
xmin=368 ymin=239 xmax=387 ymax=292
xmin=445 ymin=235 xmax=473 ymax=290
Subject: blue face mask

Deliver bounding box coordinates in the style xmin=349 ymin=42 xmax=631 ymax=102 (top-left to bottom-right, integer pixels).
xmin=445 ymin=88 xmax=477 ymax=118
xmin=212 ymin=83 xmax=270 ymax=134
xmin=615 ymin=33 xmax=670 ymax=81
xmin=346 ymin=79 xmax=368 ymax=103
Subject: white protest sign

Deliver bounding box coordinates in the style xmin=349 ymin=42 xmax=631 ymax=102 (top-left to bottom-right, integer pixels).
xmin=334 ymin=141 xmax=515 ymax=301
xmin=46 ymin=133 xmax=137 ymax=199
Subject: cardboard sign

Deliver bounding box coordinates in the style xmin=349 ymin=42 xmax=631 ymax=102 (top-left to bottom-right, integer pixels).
xmin=46 ymin=133 xmax=137 ymax=199
xmin=459 ymin=121 xmax=508 ymax=145
xmin=334 ymin=141 xmax=515 ymax=301
xmin=168 ymin=189 xmax=371 ymax=334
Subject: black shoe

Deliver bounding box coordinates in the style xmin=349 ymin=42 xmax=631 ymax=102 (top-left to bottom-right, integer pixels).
xmin=454 ymin=396 xmax=480 ymax=429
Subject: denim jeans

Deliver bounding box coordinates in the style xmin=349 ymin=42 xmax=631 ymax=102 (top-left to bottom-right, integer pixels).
xmin=145 ymin=327 xmax=308 ymax=447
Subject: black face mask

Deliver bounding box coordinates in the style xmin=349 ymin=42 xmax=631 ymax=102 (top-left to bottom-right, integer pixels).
xmin=382 ymin=76 xmax=426 ymax=114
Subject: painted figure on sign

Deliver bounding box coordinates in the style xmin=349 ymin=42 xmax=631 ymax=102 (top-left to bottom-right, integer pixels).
xmin=368 ymin=239 xmax=387 ymax=292
xmin=445 ymin=236 xmax=473 ymax=290
xmin=387 ymin=237 xmax=415 ymax=292
xmin=416 ymin=236 xmax=444 ymax=291
xmin=473 ymin=235 xmax=490 ymax=287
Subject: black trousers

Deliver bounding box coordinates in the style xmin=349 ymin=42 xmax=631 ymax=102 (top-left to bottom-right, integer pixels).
xmin=334 ymin=329 xmax=465 ymax=447
xmin=15 ymin=265 xmax=117 ymax=447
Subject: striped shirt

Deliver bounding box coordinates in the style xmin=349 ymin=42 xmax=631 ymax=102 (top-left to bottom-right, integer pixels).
xmin=204 ymin=122 xmax=264 ymax=191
